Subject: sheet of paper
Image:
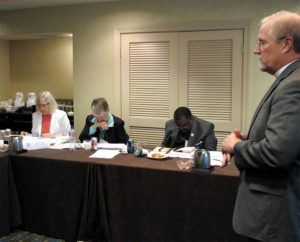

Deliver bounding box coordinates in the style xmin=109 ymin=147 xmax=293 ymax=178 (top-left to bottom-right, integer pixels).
xmin=209 ymin=151 xmax=223 ymax=166
xmin=168 ymin=150 xmax=194 ymax=159
xmin=50 ymin=143 xmax=70 ymax=150
xmin=89 ymin=149 xmax=120 ymax=159
xmin=97 ymin=143 xmax=126 ymax=150
xmin=173 ymin=146 xmax=195 ymax=153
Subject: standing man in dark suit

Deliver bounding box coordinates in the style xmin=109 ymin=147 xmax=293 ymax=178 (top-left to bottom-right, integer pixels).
xmin=162 ymin=107 xmax=217 ymax=150
xmin=222 ymin=11 xmax=300 ymax=242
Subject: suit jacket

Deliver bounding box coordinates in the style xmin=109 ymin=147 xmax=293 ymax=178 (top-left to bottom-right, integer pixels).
xmin=79 ymin=114 xmax=129 ymax=144
xmin=233 ymin=60 xmax=300 ymax=242
xmin=161 ymin=116 xmax=217 ymax=150
xmin=32 ymin=109 xmax=71 ymax=137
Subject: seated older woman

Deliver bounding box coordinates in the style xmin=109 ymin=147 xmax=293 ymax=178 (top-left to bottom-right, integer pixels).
xmin=79 ymin=98 xmax=129 ymax=144
xmin=21 ymin=91 xmax=71 ymax=138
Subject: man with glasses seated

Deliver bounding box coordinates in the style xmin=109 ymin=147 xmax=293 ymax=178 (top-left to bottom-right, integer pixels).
xmin=161 ymin=106 xmax=217 ymax=150
xmin=21 ymin=91 xmax=71 ymax=138
xmin=79 ymin=98 xmax=129 ymax=144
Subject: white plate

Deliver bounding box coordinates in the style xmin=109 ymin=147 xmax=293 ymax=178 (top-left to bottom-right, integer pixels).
xmin=147 ymin=152 xmax=169 ymax=160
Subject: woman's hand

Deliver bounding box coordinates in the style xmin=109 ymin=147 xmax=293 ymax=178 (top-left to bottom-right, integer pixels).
xmin=41 ymin=133 xmax=53 ymax=138
xmin=20 ymin=131 xmax=29 ymax=136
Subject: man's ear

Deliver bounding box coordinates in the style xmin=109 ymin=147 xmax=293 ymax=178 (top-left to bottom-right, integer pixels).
xmin=282 ymin=36 xmax=294 ymax=53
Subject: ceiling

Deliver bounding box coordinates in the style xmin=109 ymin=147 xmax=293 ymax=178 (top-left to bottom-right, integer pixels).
xmin=0 ymin=0 xmax=115 ymax=11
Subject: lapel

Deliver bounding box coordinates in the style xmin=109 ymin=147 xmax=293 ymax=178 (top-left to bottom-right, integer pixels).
xmin=170 ymin=129 xmax=179 ymax=147
xmin=247 ymin=60 xmax=300 ymax=137
xmin=188 ymin=118 xmax=197 ymax=146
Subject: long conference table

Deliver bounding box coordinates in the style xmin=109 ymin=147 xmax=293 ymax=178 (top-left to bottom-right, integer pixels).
xmin=7 ymin=148 xmax=247 ymax=242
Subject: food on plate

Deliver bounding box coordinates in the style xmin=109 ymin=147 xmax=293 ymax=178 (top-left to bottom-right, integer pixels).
xmin=151 ymin=153 xmax=165 ymax=158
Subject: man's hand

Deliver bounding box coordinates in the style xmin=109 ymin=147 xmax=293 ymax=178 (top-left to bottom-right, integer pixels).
xmin=220 ymin=129 xmax=244 ymax=167
xmin=222 ymin=129 xmax=243 ymax=154
xmin=220 ymin=152 xmax=232 ymax=167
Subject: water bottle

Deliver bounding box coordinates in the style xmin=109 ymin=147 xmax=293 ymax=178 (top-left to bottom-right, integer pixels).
xmin=69 ymin=128 xmax=76 ymax=151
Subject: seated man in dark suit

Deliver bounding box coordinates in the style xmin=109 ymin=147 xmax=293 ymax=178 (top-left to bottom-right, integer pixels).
xmin=79 ymin=98 xmax=129 ymax=144
xmin=161 ymin=107 xmax=217 ymax=150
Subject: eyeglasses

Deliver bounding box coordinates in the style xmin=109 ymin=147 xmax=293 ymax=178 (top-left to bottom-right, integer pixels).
xmin=256 ymin=40 xmax=267 ymax=49
xmin=256 ymin=36 xmax=286 ymax=50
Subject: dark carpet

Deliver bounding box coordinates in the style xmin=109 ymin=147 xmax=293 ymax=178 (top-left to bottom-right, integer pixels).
xmin=0 ymin=230 xmax=65 ymax=242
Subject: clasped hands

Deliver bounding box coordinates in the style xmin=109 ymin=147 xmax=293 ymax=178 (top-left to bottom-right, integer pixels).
xmin=221 ymin=129 xmax=244 ymax=167
xmin=94 ymin=120 xmax=108 ymax=130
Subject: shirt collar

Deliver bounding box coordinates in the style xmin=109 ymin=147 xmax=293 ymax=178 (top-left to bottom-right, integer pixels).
xmin=274 ymin=60 xmax=298 ymax=78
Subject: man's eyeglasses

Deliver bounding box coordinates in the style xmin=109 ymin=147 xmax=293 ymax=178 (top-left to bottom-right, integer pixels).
xmin=256 ymin=36 xmax=286 ymax=50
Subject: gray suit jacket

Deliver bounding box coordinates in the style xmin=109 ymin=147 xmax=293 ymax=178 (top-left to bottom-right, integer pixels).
xmin=161 ymin=116 xmax=217 ymax=150
xmin=233 ymin=60 xmax=300 ymax=242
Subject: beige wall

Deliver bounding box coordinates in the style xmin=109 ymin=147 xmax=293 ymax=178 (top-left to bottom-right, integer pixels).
xmin=0 ymin=0 xmax=299 ymax=134
xmin=9 ymin=38 xmax=73 ymax=99
xmin=0 ymin=40 xmax=10 ymax=100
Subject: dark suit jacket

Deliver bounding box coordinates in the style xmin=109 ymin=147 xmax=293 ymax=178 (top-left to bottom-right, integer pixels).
xmin=161 ymin=116 xmax=217 ymax=150
xmin=79 ymin=114 xmax=129 ymax=144
xmin=233 ymin=60 xmax=300 ymax=242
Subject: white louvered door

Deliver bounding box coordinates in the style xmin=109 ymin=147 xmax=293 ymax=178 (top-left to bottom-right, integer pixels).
xmin=179 ymin=30 xmax=243 ymax=149
xmin=121 ymin=30 xmax=243 ymax=149
xmin=121 ymin=33 xmax=179 ymax=147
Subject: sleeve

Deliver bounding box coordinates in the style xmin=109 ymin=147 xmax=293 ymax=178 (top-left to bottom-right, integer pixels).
xmin=114 ymin=118 xmax=129 ymax=144
xmin=79 ymin=116 xmax=96 ymax=142
xmin=161 ymin=121 xmax=171 ymax=147
xmin=202 ymin=123 xmax=217 ymax=151
xmin=60 ymin=111 xmax=71 ymax=136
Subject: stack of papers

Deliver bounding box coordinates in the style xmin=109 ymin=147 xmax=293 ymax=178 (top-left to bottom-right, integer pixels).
xmin=22 ymin=136 xmax=54 ymax=150
xmin=151 ymin=147 xmax=195 ymax=159
xmin=23 ymin=136 xmax=70 ymax=150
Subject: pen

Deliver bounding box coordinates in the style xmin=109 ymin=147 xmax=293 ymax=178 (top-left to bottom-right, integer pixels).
xmin=195 ymin=140 xmax=203 ymax=148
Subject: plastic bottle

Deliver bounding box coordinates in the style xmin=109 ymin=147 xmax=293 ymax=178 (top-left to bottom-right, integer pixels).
xmin=69 ymin=128 xmax=76 ymax=151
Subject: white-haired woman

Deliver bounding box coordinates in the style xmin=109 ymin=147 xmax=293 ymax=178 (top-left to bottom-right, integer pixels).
xmin=21 ymin=91 xmax=71 ymax=138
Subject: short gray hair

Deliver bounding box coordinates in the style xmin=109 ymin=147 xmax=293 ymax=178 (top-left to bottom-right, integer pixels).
xmin=91 ymin=98 xmax=109 ymax=114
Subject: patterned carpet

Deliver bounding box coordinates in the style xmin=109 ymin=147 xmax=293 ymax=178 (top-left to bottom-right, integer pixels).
xmin=0 ymin=230 xmax=65 ymax=242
